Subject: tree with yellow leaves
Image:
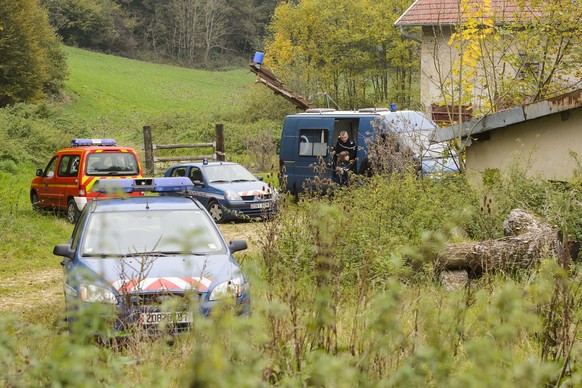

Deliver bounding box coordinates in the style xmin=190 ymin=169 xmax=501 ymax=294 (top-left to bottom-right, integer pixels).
xmin=445 ymin=0 xmax=581 ymax=117
xmin=424 ymin=0 xmax=581 ymax=172
xmin=264 ymin=0 xmax=419 ymax=110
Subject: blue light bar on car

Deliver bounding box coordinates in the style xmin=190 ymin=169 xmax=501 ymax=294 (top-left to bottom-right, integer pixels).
xmin=96 ymin=177 xmax=194 ymax=193
xmin=71 ymin=138 xmax=117 ymax=147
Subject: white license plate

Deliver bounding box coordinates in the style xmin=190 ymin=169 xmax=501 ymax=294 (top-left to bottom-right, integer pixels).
xmin=140 ymin=311 xmax=193 ymax=325
xmin=250 ymin=202 xmax=270 ymax=209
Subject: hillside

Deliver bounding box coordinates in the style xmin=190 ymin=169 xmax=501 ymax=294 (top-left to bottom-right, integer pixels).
xmin=0 ymin=45 xmax=294 ymax=172
xmin=62 ymin=46 xmax=256 ymax=126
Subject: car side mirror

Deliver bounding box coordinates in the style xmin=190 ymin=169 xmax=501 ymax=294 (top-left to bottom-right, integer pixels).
xmin=257 ymin=176 xmax=264 ymax=181
xmin=53 ymin=244 xmax=74 ymax=259
xmin=192 ymin=180 xmax=205 ymax=187
xmin=229 ymin=239 xmax=247 ymax=253
xmin=36 ymin=168 xmax=43 ymax=177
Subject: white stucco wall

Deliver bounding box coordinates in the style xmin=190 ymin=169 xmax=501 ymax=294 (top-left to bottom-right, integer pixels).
xmin=418 ymin=26 xmax=582 ymax=119
xmin=465 ymin=107 xmax=582 ymax=185
xmin=419 ymin=26 xmax=521 ymax=117
xmin=419 ymin=28 xmax=453 ymax=115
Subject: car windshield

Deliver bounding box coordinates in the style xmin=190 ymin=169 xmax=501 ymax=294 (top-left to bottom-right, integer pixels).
xmin=86 ymin=152 xmax=140 ymax=176
xmin=81 ymin=209 xmax=226 ymax=256
xmin=204 ymin=164 xmax=257 ymax=183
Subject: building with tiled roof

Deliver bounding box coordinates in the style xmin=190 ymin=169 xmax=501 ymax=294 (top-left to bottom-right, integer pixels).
xmin=394 ymin=0 xmax=578 ymax=125
xmin=395 ymin=1 xmax=582 ymax=185
xmin=395 ymin=0 xmax=536 ymax=26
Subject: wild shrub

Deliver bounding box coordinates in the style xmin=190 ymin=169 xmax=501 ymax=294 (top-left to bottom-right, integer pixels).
xmin=321 ymin=173 xmax=478 ymax=284
xmin=472 ymin=158 xmax=582 ymax=245
xmin=243 ymin=129 xmax=277 ymax=172
xmin=0 ymin=103 xmax=89 ymax=169
xmin=239 ymin=86 xmax=297 ymax=124
xmin=4 ymin=100 xmax=582 ymax=386
xmin=4 ymin=169 xmax=582 ymax=386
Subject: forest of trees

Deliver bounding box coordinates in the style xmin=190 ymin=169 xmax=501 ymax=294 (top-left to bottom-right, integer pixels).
xmin=0 ymin=0 xmax=279 ymax=108
xmin=39 ymin=0 xmax=279 ymax=68
xmin=264 ymin=0 xmax=419 ymax=110
xmin=1 ymin=0 xmax=422 ymax=110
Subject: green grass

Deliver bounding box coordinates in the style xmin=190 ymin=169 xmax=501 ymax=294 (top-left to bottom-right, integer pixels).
xmin=0 ymin=169 xmax=72 ymax=327
xmin=63 ymin=46 xmax=256 ymax=127
xmin=0 ymin=169 xmax=73 ymax=276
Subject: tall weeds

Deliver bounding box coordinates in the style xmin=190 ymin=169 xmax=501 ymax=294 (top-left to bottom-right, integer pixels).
xmin=4 ymin=162 xmax=582 ymax=386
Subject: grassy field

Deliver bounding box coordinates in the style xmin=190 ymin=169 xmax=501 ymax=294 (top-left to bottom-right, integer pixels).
xmin=58 ymin=46 xmax=290 ymax=170
xmin=63 ymin=46 xmax=256 ymax=127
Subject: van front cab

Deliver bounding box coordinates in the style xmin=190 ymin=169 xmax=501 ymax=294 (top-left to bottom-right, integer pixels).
xmin=30 ymin=138 xmax=143 ymax=223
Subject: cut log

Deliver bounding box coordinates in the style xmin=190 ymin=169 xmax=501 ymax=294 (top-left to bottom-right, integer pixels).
xmin=435 ymin=209 xmax=561 ymax=274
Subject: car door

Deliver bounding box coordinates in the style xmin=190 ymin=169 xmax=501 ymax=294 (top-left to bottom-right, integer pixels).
xmin=36 ymin=156 xmax=60 ymax=208
xmin=280 ymin=116 xmax=335 ymax=194
xmin=52 ymin=154 xmax=82 ymax=210
xmin=187 ymin=166 xmax=213 ymax=207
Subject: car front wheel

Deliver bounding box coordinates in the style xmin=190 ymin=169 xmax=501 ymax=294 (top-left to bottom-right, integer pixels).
xmin=67 ymin=199 xmax=80 ymax=223
xmin=208 ymin=200 xmax=225 ymax=223
xmin=31 ymin=191 xmax=41 ymax=212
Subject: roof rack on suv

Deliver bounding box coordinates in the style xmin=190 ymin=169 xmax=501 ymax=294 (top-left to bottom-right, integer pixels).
xmin=71 ymin=138 xmax=117 ymax=147
xmin=304 ymin=108 xmax=336 ymax=113
xmin=358 ymin=108 xmax=391 ymax=113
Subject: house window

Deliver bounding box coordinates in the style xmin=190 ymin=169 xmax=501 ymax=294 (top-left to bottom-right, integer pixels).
xmin=517 ymin=62 xmax=540 ymax=79
xmin=299 ymin=128 xmax=329 ymax=157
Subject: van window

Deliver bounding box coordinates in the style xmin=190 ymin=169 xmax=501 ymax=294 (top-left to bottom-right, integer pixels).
xmin=44 ymin=156 xmax=59 ymax=178
xmin=58 ymin=155 xmax=81 ymax=177
xmin=86 ymin=153 xmax=140 ymax=176
xmin=299 ymin=128 xmax=328 ymax=157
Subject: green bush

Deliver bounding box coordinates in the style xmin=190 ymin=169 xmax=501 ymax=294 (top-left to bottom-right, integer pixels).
xmin=472 ymin=159 xmax=582 ymax=243
xmin=0 ymin=103 xmax=91 ymax=169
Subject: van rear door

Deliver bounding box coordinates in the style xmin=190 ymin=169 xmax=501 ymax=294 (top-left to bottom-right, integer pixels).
xmin=280 ymin=116 xmax=335 ymax=194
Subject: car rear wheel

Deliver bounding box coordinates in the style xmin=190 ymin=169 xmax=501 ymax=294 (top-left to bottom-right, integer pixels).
xmin=208 ymin=200 xmax=225 ymax=223
xmin=67 ymin=199 xmax=80 ymax=223
xmin=31 ymin=191 xmax=41 ymax=212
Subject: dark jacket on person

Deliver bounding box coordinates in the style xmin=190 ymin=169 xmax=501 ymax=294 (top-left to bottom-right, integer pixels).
xmin=334 ymin=137 xmax=356 ymax=161
xmin=335 ymin=158 xmax=352 ymax=186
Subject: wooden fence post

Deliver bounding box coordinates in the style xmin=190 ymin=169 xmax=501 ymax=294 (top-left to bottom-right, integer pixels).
xmin=143 ymin=126 xmax=154 ymax=175
xmin=215 ymin=124 xmax=225 ymax=161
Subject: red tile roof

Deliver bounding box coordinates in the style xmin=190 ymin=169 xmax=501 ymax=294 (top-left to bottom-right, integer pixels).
xmin=394 ymin=0 xmax=539 ymax=26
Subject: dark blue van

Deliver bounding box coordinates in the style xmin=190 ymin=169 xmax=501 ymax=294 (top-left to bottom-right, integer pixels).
xmin=278 ymin=108 xmax=458 ymax=195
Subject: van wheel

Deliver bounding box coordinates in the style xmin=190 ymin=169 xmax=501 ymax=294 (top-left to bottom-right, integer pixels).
xmin=208 ymin=200 xmax=225 ymax=223
xmin=292 ymin=183 xmax=300 ymax=202
xmin=67 ymin=199 xmax=80 ymax=224
xmin=31 ymin=191 xmax=41 ymax=212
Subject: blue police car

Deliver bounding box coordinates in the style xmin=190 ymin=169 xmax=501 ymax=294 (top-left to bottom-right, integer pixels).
xmin=164 ymin=161 xmax=278 ymax=223
xmin=52 ymin=177 xmax=250 ymax=335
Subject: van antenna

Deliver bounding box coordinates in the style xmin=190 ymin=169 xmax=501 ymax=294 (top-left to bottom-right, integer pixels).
xmin=308 ymin=93 xmax=341 ymax=110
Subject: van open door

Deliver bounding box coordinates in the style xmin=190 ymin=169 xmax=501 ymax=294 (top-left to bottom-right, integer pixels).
xmin=279 ymin=116 xmax=336 ymax=195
